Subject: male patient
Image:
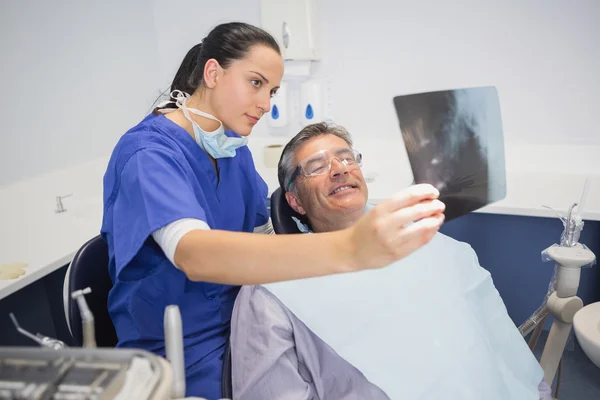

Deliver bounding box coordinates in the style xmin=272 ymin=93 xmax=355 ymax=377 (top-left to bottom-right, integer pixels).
xmin=230 ymin=122 xmax=552 ymax=399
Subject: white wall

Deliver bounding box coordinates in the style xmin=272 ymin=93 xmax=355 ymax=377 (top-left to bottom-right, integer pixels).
xmin=1 ymin=0 xmax=598 ymax=188
xmin=0 ymin=0 xmax=161 ymax=186
xmin=310 ymin=0 xmax=600 ymax=148
xmin=151 ymin=0 xmax=262 ymax=92
xmin=0 ymin=0 xmax=266 ymax=187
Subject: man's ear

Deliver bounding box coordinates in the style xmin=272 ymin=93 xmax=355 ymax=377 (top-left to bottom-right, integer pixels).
xmin=285 ymin=191 xmax=306 ymax=215
xmin=203 ymin=59 xmax=221 ymax=89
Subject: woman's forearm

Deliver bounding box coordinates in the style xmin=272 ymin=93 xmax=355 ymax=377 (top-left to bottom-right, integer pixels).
xmin=175 ymin=186 xmax=446 ymax=284
xmin=175 ymin=229 xmax=352 ymax=285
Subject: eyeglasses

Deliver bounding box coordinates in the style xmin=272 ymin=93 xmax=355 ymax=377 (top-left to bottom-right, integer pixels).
xmin=287 ymin=148 xmax=363 ymax=190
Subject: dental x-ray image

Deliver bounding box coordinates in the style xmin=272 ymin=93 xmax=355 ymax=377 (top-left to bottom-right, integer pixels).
xmin=393 ymin=86 xmax=506 ymax=222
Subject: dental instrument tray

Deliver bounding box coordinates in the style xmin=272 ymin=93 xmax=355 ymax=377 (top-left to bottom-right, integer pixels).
xmin=0 ymin=347 xmax=169 ymax=400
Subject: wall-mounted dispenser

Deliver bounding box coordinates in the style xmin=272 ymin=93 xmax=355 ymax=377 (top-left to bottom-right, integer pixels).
xmin=300 ymin=79 xmax=322 ymax=126
xmin=260 ymin=0 xmax=321 ymax=61
xmin=268 ymin=82 xmax=289 ymax=128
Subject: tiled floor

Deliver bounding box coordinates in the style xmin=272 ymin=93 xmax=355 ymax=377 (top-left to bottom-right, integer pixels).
xmin=531 ymin=331 xmax=600 ymax=399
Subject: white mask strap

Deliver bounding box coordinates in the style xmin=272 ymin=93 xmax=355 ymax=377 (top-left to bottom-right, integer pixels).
xmin=156 ymin=90 xmax=223 ymax=133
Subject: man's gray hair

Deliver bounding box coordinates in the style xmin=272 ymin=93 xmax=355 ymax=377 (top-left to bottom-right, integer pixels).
xmin=278 ymin=122 xmax=353 ymax=193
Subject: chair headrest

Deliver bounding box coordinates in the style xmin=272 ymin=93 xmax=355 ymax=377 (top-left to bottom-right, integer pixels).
xmin=270 ymin=187 xmax=303 ymax=234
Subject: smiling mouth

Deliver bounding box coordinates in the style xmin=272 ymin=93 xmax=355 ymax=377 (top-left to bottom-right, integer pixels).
xmin=329 ymin=185 xmax=358 ymax=195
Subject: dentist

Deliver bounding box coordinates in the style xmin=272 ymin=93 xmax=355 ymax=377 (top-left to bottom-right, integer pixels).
xmin=101 ymin=22 xmax=445 ymax=398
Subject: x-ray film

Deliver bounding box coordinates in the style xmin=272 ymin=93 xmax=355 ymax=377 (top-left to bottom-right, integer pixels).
xmin=393 ymin=86 xmax=506 ymax=222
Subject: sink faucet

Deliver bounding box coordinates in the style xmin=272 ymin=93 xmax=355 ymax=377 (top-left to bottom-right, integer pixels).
xmin=55 ymin=194 xmax=72 ymax=213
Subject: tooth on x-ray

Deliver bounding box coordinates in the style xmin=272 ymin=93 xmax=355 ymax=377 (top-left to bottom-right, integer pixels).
xmin=393 ymin=86 xmax=506 ymax=222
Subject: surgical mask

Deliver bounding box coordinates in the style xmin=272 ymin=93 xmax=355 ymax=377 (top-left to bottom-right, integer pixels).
xmin=158 ymin=90 xmax=248 ymax=158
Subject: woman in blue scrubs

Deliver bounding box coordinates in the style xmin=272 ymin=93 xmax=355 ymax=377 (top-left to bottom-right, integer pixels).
xmin=101 ymin=22 xmax=445 ymax=398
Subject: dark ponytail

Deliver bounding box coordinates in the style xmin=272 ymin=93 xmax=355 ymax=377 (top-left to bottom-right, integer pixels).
xmin=156 ymin=22 xmax=280 ymax=112
xmin=169 ymin=42 xmax=205 ymax=101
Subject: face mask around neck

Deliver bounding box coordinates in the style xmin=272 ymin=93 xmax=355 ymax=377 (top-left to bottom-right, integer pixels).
xmin=157 ymin=90 xmax=248 ymax=158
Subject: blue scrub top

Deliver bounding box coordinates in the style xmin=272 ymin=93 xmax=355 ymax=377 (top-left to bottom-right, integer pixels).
xmin=101 ymin=113 xmax=269 ymax=398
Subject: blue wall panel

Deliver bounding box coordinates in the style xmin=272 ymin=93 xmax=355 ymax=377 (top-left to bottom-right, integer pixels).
xmin=440 ymin=213 xmax=600 ymax=328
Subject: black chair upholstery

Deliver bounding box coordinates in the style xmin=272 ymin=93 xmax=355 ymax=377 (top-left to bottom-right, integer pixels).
xmin=65 ymin=235 xmax=118 ymax=347
xmin=270 ymin=187 xmax=303 ymax=234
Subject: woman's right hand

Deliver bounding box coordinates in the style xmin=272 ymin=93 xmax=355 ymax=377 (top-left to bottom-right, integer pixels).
xmin=345 ymin=184 xmax=446 ymax=271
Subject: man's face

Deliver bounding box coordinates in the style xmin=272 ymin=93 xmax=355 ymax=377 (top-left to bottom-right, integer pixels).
xmin=285 ymin=134 xmax=369 ymax=231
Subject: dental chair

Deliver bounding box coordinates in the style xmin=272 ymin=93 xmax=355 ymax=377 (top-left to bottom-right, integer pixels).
xmin=63 ymin=235 xmax=118 ymax=348
xmin=63 ymin=235 xmax=234 ymax=398
xmin=270 ymin=188 xmax=303 ymax=234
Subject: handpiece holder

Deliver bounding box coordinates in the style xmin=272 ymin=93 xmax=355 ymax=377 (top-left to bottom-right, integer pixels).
xmin=71 ymin=287 xmax=97 ymax=348
xmin=164 ymin=305 xmax=186 ymax=399
xmin=9 ymin=313 xmax=67 ymax=350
